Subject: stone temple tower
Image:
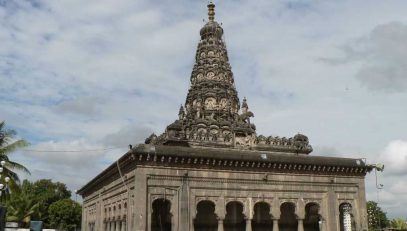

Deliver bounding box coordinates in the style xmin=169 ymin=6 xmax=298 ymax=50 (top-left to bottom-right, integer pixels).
xmin=78 ymin=3 xmax=371 ymax=231
xmin=148 ymin=2 xmax=312 ymax=154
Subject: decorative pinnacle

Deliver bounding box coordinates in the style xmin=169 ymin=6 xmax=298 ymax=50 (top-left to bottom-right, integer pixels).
xmin=208 ymin=1 xmax=215 ymax=22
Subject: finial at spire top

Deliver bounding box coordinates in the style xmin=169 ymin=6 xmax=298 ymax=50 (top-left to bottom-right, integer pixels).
xmin=207 ymin=1 xmax=215 ymax=22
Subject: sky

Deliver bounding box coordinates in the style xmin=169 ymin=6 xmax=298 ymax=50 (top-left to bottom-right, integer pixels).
xmin=1 ymin=0 xmax=407 ymax=219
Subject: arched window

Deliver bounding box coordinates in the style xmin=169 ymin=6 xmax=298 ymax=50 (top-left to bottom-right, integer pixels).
xmin=304 ymin=203 xmax=320 ymax=231
xmin=279 ymin=202 xmax=297 ymax=231
xmin=151 ymin=199 xmax=172 ymax=231
xmin=194 ymin=200 xmax=218 ymax=231
xmin=252 ymin=202 xmax=272 ymax=231
xmin=339 ymin=203 xmax=355 ymax=231
xmin=224 ymin=201 xmax=245 ymax=231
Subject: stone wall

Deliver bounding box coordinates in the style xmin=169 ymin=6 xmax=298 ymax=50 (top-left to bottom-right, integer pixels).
xmin=81 ymin=165 xmax=368 ymax=231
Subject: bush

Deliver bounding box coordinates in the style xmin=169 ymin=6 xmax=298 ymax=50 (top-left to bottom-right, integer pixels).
xmin=48 ymin=198 xmax=81 ymax=231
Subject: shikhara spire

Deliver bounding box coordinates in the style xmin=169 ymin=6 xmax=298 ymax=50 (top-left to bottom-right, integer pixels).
xmin=145 ymin=2 xmax=312 ymax=154
xmin=207 ymin=1 xmax=215 ymax=22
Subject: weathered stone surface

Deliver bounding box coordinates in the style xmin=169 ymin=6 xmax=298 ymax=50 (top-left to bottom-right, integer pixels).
xmin=78 ymin=3 xmax=369 ymax=231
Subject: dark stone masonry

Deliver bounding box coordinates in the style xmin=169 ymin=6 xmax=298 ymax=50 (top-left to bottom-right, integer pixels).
xmin=78 ymin=3 xmax=371 ymax=231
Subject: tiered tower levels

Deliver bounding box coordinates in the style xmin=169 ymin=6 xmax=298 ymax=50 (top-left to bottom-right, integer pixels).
xmin=145 ymin=2 xmax=312 ymax=154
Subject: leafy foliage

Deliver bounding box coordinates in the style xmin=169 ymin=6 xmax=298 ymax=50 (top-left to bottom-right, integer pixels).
xmin=0 ymin=121 xmax=30 ymax=186
xmin=6 ymin=192 xmax=39 ymax=227
xmin=48 ymin=198 xmax=81 ymax=231
xmin=367 ymin=201 xmax=389 ymax=230
xmin=20 ymin=179 xmax=72 ymax=227
xmin=390 ymin=218 xmax=407 ymax=229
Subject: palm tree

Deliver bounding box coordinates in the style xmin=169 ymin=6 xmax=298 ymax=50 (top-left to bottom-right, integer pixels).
xmin=390 ymin=218 xmax=407 ymax=229
xmin=0 ymin=121 xmax=30 ymax=186
xmin=6 ymin=193 xmax=39 ymax=227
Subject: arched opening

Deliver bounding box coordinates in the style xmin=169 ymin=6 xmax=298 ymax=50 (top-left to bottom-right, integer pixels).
xmin=252 ymin=202 xmax=272 ymax=231
xmin=339 ymin=203 xmax=355 ymax=231
xmin=151 ymin=199 xmax=172 ymax=231
xmin=224 ymin=201 xmax=245 ymax=231
xmin=304 ymin=203 xmax=320 ymax=231
xmin=279 ymin=202 xmax=297 ymax=231
xmin=194 ymin=200 xmax=218 ymax=231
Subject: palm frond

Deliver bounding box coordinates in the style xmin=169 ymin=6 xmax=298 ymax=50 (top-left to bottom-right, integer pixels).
xmin=0 ymin=140 xmax=30 ymax=155
xmin=6 ymin=160 xmax=31 ymax=175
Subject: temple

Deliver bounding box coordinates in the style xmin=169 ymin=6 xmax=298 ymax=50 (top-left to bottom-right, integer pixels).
xmin=78 ymin=3 xmax=371 ymax=231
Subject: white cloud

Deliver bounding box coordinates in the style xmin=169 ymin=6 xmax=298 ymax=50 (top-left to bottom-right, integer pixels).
xmin=2 ymin=0 xmax=407 ymax=218
xmin=323 ymin=22 xmax=407 ymax=92
xmin=102 ymin=124 xmax=153 ymax=148
xmin=22 ymin=139 xmax=108 ymax=166
xmin=390 ymin=181 xmax=407 ymax=195
xmin=14 ymin=139 xmax=126 ymax=192
xmin=379 ymin=140 xmax=407 ymax=176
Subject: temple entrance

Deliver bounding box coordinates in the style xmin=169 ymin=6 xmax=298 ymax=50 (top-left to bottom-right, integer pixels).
xmin=252 ymin=202 xmax=272 ymax=231
xmin=224 ymin=201 xmax=245 ymax=231
xmin=339 ymin=203 xmax=355 ymax=231
xmin=279 ymin=202 xmax=297 ymax=231
xmin=151 ymin=199 xmax=172 ymax=231
xmin=194 ymin=200 xmax=218 ymax=231
xmin=304 ymin=203 xmax=320 ymax=231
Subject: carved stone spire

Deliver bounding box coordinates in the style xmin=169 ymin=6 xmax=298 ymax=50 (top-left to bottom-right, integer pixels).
xmin=178 ymin=105 xmax=185 ymax=120
xmin=146 ymin=3 xmax=313 ymax=154
xmin=208 ymin=1 xmax=215 ymax=22
xmin=242 ymin=97 xmax=248 ymax=114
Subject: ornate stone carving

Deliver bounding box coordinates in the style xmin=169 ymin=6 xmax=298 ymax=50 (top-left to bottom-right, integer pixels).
xmin=142 ymin=1 xmax=312 ymax=155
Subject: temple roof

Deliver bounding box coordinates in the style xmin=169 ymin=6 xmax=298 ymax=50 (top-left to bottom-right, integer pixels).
xmin=146 ymin=2 xmax=313 ymax=155
xmin=77 ymin=144 xmax=372 ymax=195
xmin=77 ymin=3 xmax=371 ymax=197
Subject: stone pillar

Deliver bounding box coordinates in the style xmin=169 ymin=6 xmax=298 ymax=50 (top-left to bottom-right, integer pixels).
xmin=272 ymin=218 xmax=279 ymax=231
xmin=245 ymin=219 xmax=252 ymax=231
xmin=217 ymin=218 xmax=224 ymax=231
xmin=297 ymin=218 xmax=304 ymax=231
xmin=134 ymin=168 xmax=148 ymax=231
xmin=328 ymin=182 xmax=337 ymax=231
xmin=121 ymin=221 xmax=126 ymax=231
xmin=180 ymin=177 xmax=189 ymax=231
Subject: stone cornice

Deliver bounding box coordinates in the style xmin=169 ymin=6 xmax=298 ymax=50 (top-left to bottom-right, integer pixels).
xmin=134 ymin=145 xmax=370 ymax=176
xmin=78 ymin=144 xmax=372 ymax=196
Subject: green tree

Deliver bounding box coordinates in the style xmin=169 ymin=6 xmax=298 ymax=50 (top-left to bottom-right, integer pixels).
xmin=48 ymin=198 xmax=81 ymax=231
xmin=0 ymin=121 xmax=30 ymax=187
xmin=367 ymin=201 xmax=389 ymax=230
xmin=6 ymin=192 xmax=39 ymax=227
xmin=390 ymin=218 xmax=407 ymax=229
xmin=20 ymin=179 xmax=71 ymax=227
